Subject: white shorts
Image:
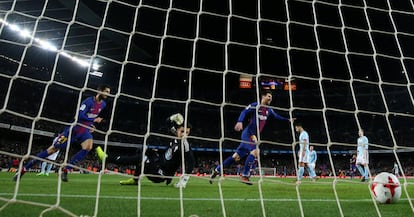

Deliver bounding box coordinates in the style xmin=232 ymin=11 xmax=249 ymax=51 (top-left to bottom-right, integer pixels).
xmin=356 ymin=155 xmax=368 ymax=165
xmin=298 ymin=151 xmax=308 ymax=163
xmin=308 ymin=163 xmax=315 ymax=170
xmin=46 ymin=151 xmax=60 ymax=161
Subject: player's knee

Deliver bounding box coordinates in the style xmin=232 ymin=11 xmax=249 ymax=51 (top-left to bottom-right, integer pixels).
xmin=250 ymin=149 xmax=259 ymax=157
xmin=232 ymin=153 xmax=241 ymax=161
xmin=47 ymin=146 xmax=58 ymax=154
xmin=81 ymin=139 xmax=94 ymax=151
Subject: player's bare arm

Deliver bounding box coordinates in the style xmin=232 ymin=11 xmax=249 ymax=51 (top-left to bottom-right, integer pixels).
xmin=234 ymin=122 xmax=243 ymax=131
xmin=94 ymin=117 xmax=103 ymax=123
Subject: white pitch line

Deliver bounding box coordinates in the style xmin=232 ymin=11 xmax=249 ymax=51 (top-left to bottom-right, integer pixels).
xmin=0 ymin=193 xmax=411 ymax=202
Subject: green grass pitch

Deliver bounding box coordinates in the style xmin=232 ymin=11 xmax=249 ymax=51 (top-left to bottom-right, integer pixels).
xmin=0 ymin=172 xmax=413 ymax=217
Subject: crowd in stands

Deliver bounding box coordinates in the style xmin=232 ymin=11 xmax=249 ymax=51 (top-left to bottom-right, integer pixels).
xmin=1 ymin=137 xmax=414 ymax=178
xmin=0 ymin=103 xmax=413 ymax=177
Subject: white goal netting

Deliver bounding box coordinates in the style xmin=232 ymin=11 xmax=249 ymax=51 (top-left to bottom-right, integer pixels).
xmin=1 ymin=0 xmax=414 ymax=217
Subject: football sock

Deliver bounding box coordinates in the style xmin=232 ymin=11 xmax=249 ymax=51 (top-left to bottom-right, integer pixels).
xmin=182 ymin=174 xmax=190 ymax=185
xmin=40 ymin=161 xmax=47 ymax=173
xmin=24 ymin=150 xmax=49 ymax=170
xmin=356 ymin=165 xmax=365 ymax=177
xmin=243 ymin=154 xmax=255 ymax=176
xmin=216 ymin=156 xmax=235 ymax=172
xmin=307 ymin=165 xmax=316 ymax=178
xmin=66 ymin=149 xmax=89 ymax=170
xmin=298 ymin=167 xmax=305 ymax=181
xmin=364 ymin=166 xmax=369 ymax=179
xmin=46 ymin=163 xmax=53 ymax=174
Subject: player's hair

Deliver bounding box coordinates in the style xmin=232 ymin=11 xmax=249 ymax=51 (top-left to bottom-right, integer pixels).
xmin=170 ymin=122 xmax=192 ymax=135
xmin=295 ymin=122 xmax=303 ymax=127
xmin=97 ymin=84 xmax=111 ymax=91
xmin=260 ymin=90 xmax=272 ymax=97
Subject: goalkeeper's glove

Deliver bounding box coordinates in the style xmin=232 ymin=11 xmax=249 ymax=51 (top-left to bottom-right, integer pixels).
xmin=169 ymin=113 xmax=184 ymax=126
xmin=167 ymin=113 xmax=184 ymax=135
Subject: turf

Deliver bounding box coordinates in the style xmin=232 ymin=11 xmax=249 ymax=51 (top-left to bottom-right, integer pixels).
xmin=0 ymin=172 xmax=413 ymax=217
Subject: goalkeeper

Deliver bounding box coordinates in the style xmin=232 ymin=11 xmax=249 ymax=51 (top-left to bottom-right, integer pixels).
xmin=96 ymin=113 xmax=194 ymax=186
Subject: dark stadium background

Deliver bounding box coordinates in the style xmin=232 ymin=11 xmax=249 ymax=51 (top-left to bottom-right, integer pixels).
xmin=1 ymin=0 xmax=414 ymax=176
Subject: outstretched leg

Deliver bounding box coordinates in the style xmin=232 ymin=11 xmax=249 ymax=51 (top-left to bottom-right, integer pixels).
xmin=240 ymin=154 xmax=255 ymax=185
xmin=13 ymin=146 xmax=58 ymax=181
xmin=356 ymin=164 xmax=366 ymax=181
xmin=62 ymin=139 xmax=93 ymax=182
xmin=96 ymin=146 xmax=144 ymax=185
xmin=209 ymin=153 xmax=239 ymax=184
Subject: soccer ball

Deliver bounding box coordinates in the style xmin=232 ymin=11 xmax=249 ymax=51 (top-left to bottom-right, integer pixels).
xmin=371 ymin=172 xmax=401 ymax=204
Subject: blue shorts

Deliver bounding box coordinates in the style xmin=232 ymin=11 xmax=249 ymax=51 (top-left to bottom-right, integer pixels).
xmin=235 ymin=130 xmax=256 ymax=158
xmin=53 ymin=126 xmax=93 ymax=149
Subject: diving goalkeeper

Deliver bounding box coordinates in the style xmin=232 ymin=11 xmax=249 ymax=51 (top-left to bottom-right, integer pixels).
xmin=96 ymin=113 xmax=194 ymax=186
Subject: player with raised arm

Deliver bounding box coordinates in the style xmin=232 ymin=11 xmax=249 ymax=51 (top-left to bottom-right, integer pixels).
xmin=13 ymin=84 xmax=110 ymax=182
xmin=356 ymin=129 xmax=369 ymax=182
xmin=209 ymin=90 xmax=293 ymax=185
xmin=96 ymin=113 xmax=194 ymax=187
xmin=295 ymin=122 xmax=317 ymax=184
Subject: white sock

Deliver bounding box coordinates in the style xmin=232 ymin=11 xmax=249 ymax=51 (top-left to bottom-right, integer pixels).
xmin=182 ymin=175 xmax=190 ymax=185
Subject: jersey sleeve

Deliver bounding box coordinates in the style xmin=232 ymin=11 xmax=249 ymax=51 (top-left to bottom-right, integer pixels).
xmin=268 ymin=108 xmax=289 ymax=121
xmin=101 ymin=101 xmax=107 ymax=111
xmin=301 ymin=132 xmax=309 ymax=143
xmin=78 ymin=98 xmax=95 ymax=122
xmin=237 ymin=102 xmax=257 ymax=122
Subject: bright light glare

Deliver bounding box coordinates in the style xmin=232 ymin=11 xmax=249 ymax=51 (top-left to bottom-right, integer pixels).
xmin=92 ymin=62 xmax=100 ymax=70
xmin=60 ymin=51 xmax=71 ymax=58
xmin=38 ymin=39 xmax=58 ymax=51
xmin=19 ymin=29 xmax=31 ymax=38
xmin=90 ymin=71 xmax=103 ymax=77
xmin=9 ymin=24 xmax=20 ymax=32
xmin=72 ymin=56 xmax=89 ymax=68
xmin=1 ymin=19 xmax=100 ymax=74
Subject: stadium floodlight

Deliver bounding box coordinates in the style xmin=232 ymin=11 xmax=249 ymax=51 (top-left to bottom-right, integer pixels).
xmin=89 ymin=71 xmax=103 ymax=77
xmin=8 ymin=23 xmax=20 ymax=32
xmin=0 ymin=18 xmax=101 ymax=74
xmin=37 ymin=39 xmax=58 ymax=52
xmin=92 ymin=61 xmax=100 ymax=71
xmin=19 ymin=29 xmax=31 ymax=38
xmin=60 ymin=51 xmax=71 ymax=58
xmin=71 ymin=56 xmax=89 ymax=68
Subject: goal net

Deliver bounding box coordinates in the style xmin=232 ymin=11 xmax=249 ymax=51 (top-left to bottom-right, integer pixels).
xmin=1 ymin=0 xmax=414 ymax=217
